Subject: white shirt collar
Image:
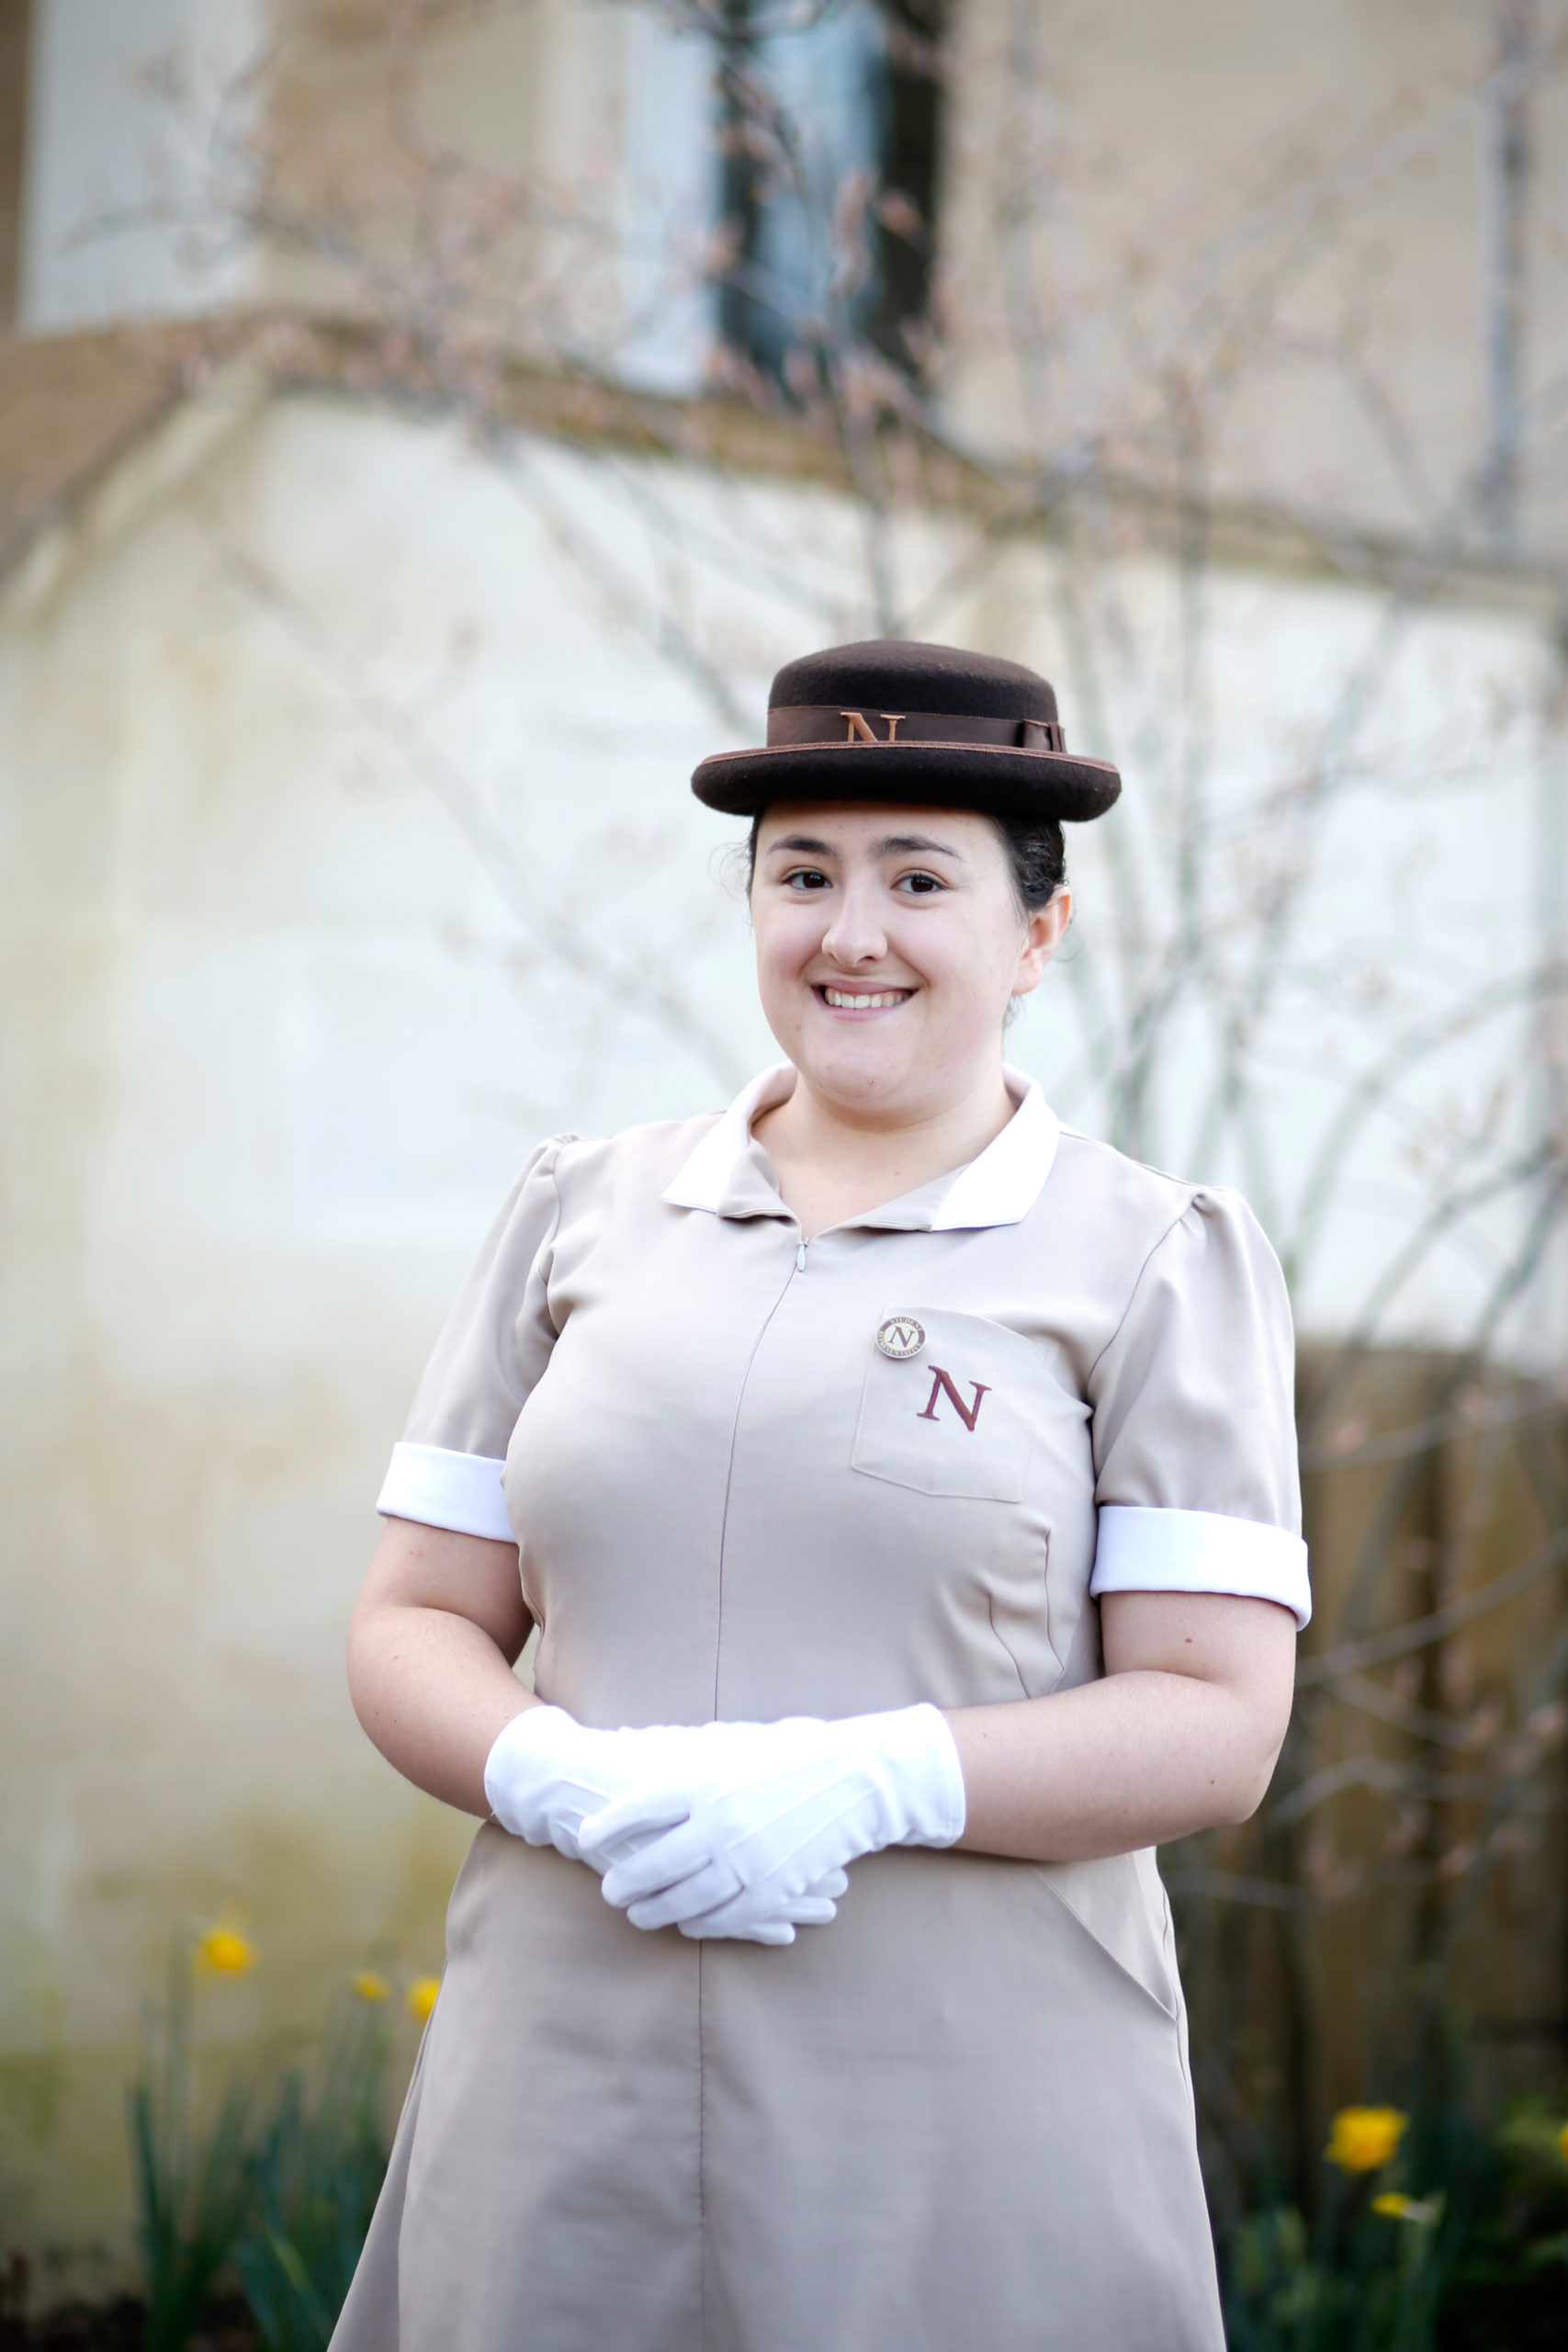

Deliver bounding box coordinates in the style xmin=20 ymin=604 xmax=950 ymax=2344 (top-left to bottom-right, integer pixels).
xmin=661 ymin=1063 xmax=1060 ymax=1232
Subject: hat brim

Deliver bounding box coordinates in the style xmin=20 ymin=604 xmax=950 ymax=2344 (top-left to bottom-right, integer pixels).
xmin=691 ymin=741 xmax=1121 ymax=821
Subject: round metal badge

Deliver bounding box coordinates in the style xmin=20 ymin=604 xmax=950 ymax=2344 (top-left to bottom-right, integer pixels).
xmin=875 ymin=1315 xmax=927 ymax=1362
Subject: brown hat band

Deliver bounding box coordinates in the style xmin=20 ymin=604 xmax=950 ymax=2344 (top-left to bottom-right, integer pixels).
xmin=765 ymin=705 xmax=1066 ymax=752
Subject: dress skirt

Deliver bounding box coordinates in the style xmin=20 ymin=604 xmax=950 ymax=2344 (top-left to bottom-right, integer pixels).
xmin=333 ymin=1828 xmax=1224 ymax=2352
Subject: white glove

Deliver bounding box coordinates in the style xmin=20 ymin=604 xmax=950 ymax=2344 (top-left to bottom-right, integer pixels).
xmin=577 ymin=1703 xmax=966 ymax=1943
xmin=482 ymin=1707 xmax=848 ymax=1944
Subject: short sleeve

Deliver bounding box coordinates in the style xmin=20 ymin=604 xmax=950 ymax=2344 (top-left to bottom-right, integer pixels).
xmin=1086 ymin=1189 xmax=1310 ymax=1627
xmin=375 ymin=1136 xmax=571 ymax=1542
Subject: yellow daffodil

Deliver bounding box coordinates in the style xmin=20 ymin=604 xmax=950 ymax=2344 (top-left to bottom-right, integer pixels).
xmin=352 ymin=1971 xmax=390 ymax=2003
xmin=406 ymin=1975 xmax=440 ymax=2022
xmin=1371 ymin=2192 xmax=1438 ymax=2223
xmin=1325 ymin=2106 xmax=1407 ymax=2173
xmin=196 ymin=1926 xmax=255 ymax=1975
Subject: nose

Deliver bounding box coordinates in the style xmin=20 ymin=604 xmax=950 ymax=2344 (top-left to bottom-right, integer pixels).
xmin=820 ymin=873 xmax=889 ymax=967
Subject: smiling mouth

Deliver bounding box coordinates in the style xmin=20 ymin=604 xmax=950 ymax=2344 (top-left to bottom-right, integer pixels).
xmin=817 ymin=986 xmax=914 ymax=1012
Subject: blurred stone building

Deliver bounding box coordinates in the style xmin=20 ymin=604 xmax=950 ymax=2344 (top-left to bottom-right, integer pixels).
xmin=2 ymin=0 xmax=1566 ymax=2294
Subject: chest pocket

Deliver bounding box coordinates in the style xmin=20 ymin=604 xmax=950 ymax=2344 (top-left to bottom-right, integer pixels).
xmin=850 ymin=1308 xmax=1045 ymax=1501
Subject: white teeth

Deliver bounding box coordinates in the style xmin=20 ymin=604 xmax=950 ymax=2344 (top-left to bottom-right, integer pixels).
xmin=822 ymin=988 xmax=908 ymax=1010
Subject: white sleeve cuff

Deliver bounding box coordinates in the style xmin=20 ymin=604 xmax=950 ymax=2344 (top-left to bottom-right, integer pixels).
xmin=376 ymin=1442 xmax=513 ymax=1543
xmin=1090 ymin=1505 xmax=1311 ymax=1629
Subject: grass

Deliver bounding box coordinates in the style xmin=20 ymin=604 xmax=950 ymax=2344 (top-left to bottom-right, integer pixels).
xmin=231 ymin=1996 xmax=389 ymax=2352
xmin=127 ymin=1949 xmax=255 ymax=2352
xmin=125 ymin=1945 xmax=392 ymax=2352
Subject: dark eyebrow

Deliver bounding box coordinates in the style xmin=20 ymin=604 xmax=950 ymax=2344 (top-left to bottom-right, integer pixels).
xmin=876 ymin=832 xmax=965 ymax=861
xmin=763 ymin=831 xmax=967 ymax=861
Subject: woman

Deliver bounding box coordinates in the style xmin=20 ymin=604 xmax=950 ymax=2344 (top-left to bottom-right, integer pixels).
xmin=333 ymin=639 xmax=1307 ymax=2352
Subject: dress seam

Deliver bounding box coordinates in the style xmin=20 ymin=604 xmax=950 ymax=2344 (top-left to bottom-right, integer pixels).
xmin=987 ymin=1585 xmax=1035 ymax=1701
xmin=709 ymin=1253 xmax=804 ymax=1718
xmin=701 ymin=1247 xmax=800 ymax=2342
xmin=1082 ymin=1193 xmax=1201 ymax=1394
xmin=526 ymin=1140 xmax=570 ymax=1351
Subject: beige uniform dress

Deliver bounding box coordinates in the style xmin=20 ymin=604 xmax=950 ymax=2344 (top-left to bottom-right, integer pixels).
xmin=333 ymin=1067 xmax=1309 ymax=2352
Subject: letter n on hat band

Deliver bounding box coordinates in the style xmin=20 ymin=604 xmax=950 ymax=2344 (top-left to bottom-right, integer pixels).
xmin=765 ymin=706 xmax=1066 ymax=752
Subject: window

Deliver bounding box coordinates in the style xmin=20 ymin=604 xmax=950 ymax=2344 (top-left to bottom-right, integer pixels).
xmin=714 ymin=0 xmax=945 ymax=394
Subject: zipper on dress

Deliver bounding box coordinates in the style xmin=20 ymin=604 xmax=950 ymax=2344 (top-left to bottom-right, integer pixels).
xmin=795 ymin=1238 xmax=807 ymax=1272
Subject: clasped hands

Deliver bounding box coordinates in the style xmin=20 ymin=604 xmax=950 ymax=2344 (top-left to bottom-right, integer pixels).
xmin=483 ymin=1702 xmax=967 ymax=1946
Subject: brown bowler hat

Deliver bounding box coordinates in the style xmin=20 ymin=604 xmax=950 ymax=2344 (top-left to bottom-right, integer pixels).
xmin=691 ymin=639 xmax=1120 ymax=821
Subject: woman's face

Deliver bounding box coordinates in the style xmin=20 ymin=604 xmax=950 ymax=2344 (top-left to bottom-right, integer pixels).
xmin=750 ymin=802 xmax=1070 ymax=1123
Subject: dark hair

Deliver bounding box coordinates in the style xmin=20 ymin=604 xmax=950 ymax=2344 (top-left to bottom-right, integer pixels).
xmin=743 ymin=810 xmax=1066 ymax=914
xmin=988 ymin=813 xmax=1066 ymax=911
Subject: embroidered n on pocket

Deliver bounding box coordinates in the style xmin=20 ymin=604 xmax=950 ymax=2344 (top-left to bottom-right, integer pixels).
xmin=850 ymin=1308 xmax=1044 ymax=1500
